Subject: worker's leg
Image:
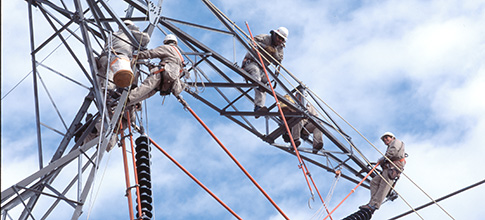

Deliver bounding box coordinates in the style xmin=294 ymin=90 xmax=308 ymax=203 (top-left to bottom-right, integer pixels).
xmin=369 ymin=169 xmax=393 ymax=209
xmin=305 ymin=122 xmax=323 ymax=152
xmin=127 ymin=73 xmax=161 ymax=106
xmin=244 ymin=62 xmax=265 ymax=109
xmin=290 ymin=121 xmax=303 ymax=147
xmin=97 ymin=55 xmax=117 ymax=91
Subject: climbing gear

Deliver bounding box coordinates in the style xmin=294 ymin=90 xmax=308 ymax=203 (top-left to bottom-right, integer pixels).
xmin=323 ymin=162 xmax=380 ymax=220
xmin=254 ymin=106 xmax=268 ymax=119
xmin=111 ymin=57 xmax=134 ymax=87
xmin=358 ymin=204 xmax=376 ymax=211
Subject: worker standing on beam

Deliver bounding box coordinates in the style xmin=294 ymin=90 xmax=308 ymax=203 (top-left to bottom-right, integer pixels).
xmin=281 ymin=90 xmax=324 ymax=153
xmin=360 ymin=132 xmax=406 ymax=212
xmin=242 ymin=27 xmax=288 ymax=118
xmin=127 ymin=34 xmax=186 ymax=106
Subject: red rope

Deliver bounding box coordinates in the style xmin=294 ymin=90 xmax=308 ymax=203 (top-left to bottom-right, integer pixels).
xmin=119 ymin=121 xmax=135 ymax=220
xmin=179 ymin=98 xmax=290 ymax=220
xmin=245 ymin=22 xmax=329 ymax=216
xmin=149 ymin=137 xmax=243 ymax=220
xmin=323 ymin=162 xmax=380 ymax=220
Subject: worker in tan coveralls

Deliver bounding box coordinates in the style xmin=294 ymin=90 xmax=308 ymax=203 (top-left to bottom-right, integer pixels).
xmin=97 ymin=20 xmax=150 ymax=91
xmin=242 ymin=27 xmax=288 ymax=118
xmin=127 ymin=34 xmax=185 ymax=106
xmin=281 ymin=91 xmax=323 ymax=153
xmin=360 ymin=132 xmax=406 ymax=211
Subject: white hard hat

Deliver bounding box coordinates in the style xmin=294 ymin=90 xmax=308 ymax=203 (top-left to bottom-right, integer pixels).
xmin=273 ymin=27 xmax=289 ymax=41
xmin=381 ymin=132 xmax=395 ymax=139
xmin=163 ymin=34 xmax=178 ymax=44
xmin=123 ymin=20 xmax=134 ymax=26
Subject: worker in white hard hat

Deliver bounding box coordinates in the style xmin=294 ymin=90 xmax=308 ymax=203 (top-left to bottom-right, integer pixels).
xmin=127 ymin=34 xmax=186 ymax=106
xmin=242 ymin=27 xmax=289 ymax=118
xmin=360 ymin=132 xmax=406 ymax=212
xmin=97 ymin=20 xmax=150 ymax=91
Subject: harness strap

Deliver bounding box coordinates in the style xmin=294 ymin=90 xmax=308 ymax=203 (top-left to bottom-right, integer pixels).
xmin=152 ymin=67 xmax=165 ymax=75
xmin=171 ymin=45 xmax=185 ymax=73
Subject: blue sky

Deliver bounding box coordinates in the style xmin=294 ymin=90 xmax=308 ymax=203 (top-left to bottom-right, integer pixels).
xmin=2 ymin=0 xmax=485 ymax=219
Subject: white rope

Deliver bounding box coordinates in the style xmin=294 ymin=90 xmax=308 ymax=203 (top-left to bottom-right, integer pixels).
xmin=325 ymin=171 xmax=341 ymax=205
xmin=86 ymin=147 xmax=113 ymax=220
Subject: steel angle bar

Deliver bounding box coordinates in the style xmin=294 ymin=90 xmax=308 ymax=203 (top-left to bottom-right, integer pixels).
xmin=40 ymin=122 xmax=65 ymax=136
xmin=7 ymin=95 xmax=95 ymax=218
xmin=271 ymin=144 xmax=370 ymax=188
xmin=97 ymin=0 xmax=142 ymax=47
xmin=35 ymin=5 xmax=94 ymax=82
xmin=306 ymin=116 xmax=369 ymax=174
xmin=31 ymin=14 xmax=76 ymax=55
xmin=122 ymin=0 xmax=148 ymax=14
xmin=36 ymin=3 xmax=85 ymax=43
xmin=162 ymin=17 xmax=233 ymax=35
xmin=71 ymin=91 xmax=128 ymax=219
xmin=51 ymin=92 xmax=94 ymax=162
xmin=86 ymin=0 xmax=111 ymax=40
xmin=40 ymin=152 xmax=97 ymax=219
xmin=1 ymin=137 xmax=100 ymax=210
xmin=36 ymin=62 xmax=90 ymax=89
xmin=160 ymin=19 xmax=260 ymax=86
xmin=29 ymin=0 xmax=44 ymax=174
xmin=34 ymin=0 xmax=75 ymax=18
xmin=11 ymin=187 xmax=34 ymax=220
xmin=15 ymin=185 xmax=81 ymax=208
xmin=189 ymin=82 xmax=256 ymax=88
xmin=37 ymin=73 xmax=69 ymax=130
xmin=187 ymin=91 xmax=264 ymax=139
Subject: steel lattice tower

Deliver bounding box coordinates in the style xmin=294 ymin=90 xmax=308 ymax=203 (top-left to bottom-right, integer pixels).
xmin=1 ymin=1 xmax=375 ymax=219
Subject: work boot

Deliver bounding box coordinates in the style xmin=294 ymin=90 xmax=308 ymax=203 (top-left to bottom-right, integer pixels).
xmin=294 ymin=139 xmax=301 ymax=148
xmin=108 ymin=89 xmax=122 ymax=99
xmin=282 ymin=133 xmax=290 ymax=143
xmin=289 ymin=139 xmax=301 ymax=151
xmin=254 ymin=106 xmax=268 ymax=119
xmin=313 ymin=142 xmax=323 ymax=154
xmin=359 ymin=204 xmax=376 ymax=212
xmin=301 ymin=128 xmax=310 ymax=141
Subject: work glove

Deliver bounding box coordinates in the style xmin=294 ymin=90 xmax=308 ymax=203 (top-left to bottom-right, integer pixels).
xmin=264 ymin=45 xmax=276 ymax=55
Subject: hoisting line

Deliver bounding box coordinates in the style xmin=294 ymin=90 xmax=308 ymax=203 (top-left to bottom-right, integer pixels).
xmin=176 ymin=97 xmax=290 ymax=220
xmin=389 ymin=178 xmax=485 ymax=219
xmin=148 ymin=137 xmax=243 ymax=220
xmin=119 ymin=119 xmax=135 ymax=220
xmin=323 ymin=162 xmax=380 ymax=220
xmin=245 ymin=22 xmax=328 ymax=212
xmin=126 ymin=112 xmax=143 ymax=218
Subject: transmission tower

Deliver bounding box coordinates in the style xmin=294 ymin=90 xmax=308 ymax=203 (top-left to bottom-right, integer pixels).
xmin=1 ymin=0 xmax=375 ymax=219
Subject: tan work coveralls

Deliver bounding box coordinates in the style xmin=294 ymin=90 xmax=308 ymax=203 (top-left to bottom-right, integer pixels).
xmin=368 ymin=138 xmax=406 ymax=209
xmin=291 ymin=104 xmax=324 ymax=151
xmin=128 ymin=43 xmax=184 ymax=105
xmin=97 ymin=24 xmax=150 ymax=90
xmin=243 ymin=34 xmax=284 ymax=108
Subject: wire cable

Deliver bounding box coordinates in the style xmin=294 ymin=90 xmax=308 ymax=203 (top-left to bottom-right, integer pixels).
xmin=323 ymin=162 xmax=380 ymax=220
xmin=176 ymin=96 xmax=290 ymax=220
xmin=148 ymin=137 xmax=243 ymax=220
